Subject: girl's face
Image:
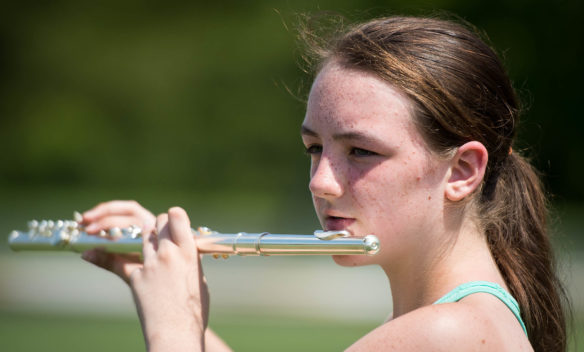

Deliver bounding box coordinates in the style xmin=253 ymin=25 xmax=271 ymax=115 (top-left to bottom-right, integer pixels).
xmin=302 ymin=62 xmax=451 ymax=268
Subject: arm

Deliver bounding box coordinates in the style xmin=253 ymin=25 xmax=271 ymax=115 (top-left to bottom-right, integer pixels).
xmin=205 ymin=328 xmax=233 ymax=352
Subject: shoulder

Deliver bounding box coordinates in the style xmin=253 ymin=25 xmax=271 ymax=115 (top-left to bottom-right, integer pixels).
xmin=346 ymin=298 xmax=530 ymax=352
xmin=346 ymin=304 xmax=484 ymax=352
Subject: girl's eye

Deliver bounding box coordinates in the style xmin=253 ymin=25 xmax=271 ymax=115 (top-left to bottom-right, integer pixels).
xmin=351 ymin=148 xmax=377 ymax=157
xmin=304 ymin=145 xmax=322 ymax=155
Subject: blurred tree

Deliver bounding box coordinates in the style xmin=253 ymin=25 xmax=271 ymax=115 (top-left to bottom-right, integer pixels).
xmin=0 ymin=0 xmax=581 ymax=201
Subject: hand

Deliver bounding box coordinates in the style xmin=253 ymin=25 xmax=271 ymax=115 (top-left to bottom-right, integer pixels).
xmin=132 ymin=207 xmax=208 ymax=351
xmin=81 ymin=200 xmax=156 ymax=283
xmin=83 ymin=206 xmax=208 ymax=351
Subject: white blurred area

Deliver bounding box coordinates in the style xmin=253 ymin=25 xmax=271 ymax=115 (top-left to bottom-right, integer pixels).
xmin=0 ymin=253 xmax=392 ymax=323
xmin=2 ymin=252 xmax=582 ymax=322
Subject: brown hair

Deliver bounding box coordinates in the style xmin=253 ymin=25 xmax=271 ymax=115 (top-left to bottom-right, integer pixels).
xmin=300 ymin=15 xmax=568 ymax=351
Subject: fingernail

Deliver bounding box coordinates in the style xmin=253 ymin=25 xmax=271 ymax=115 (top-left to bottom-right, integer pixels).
xmin=85 ymin=224 xmax=97 ymax=232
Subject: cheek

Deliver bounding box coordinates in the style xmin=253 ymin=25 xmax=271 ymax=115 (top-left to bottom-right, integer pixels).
xmin=347 ymin=166 xmax=401 ymax=225
xmin=349 ymin=158 xmax=441 ymax=218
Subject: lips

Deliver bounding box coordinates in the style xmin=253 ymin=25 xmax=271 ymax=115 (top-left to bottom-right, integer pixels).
xmin=325 ymin=216 xmax=355 ymax=231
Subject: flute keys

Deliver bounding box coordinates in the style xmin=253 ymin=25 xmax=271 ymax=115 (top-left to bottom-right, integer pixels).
xmin=59 ymin=231 xmax=71 ymax=242
xmin=109 ymin=227 xmax=122 ymax=238
xmin=197 ymin=226 xmax=213 ymax=235
xmin=28 ymin=220 xmax=39 ymax=230
xmin=73 ymin=211 xmax=83 ymax=223
xmin=28 ymin=220 xmax=40 ymax=237
xmin=211 ymin=254 xmax=230 ymax=259
xmin=9 ymin=230 xmax=19 ymax=241
xmin=40 ymin=221 xmax=50 ymax=236
xmin=128 ymin=225 xmax=142 ymax=239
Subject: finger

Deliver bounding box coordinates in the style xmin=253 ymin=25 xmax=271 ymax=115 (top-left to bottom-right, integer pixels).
xmin=83 ymin=200 xmax=134 ymax=220
xmin=84 ymin=215 xmax=142 ymax=234
xmin=82 ymin=249 xmax=142 ymax=284
xmin=141 ymin=226 xmax=157 ymax=261
xmin=83 ymin=200 xmax=150 ymax=223
xmin=167 ymin=207 xmax=195 ymax=250
xmin=156 ymin=213 xmax=172 ymax=247
xmin=118 ymin=253 xmax=143 ymax=262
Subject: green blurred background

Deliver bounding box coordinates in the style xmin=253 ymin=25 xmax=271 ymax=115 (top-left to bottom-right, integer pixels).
xmin=0 ymin=0 xmax=582 ymax=351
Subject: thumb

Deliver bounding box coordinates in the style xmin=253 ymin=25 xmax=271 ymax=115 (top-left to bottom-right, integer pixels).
xmin=82 ymin=249 xmax=143 ymax=284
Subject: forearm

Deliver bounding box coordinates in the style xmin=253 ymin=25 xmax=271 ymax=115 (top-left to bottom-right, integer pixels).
xmin=204 ymin=328 xmax=232 ymax=352
xmin=145 ymin=328 xmax=204 ymax=352
xmin=144 ymin=328 xmax=230 ymax=352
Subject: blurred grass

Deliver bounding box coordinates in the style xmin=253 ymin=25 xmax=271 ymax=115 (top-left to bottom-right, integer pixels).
xmin=211 ymin=314 xmax=375 ymax=351
xmin=0 ymin=310 xmax=374 ymax=351
xmin=0 ymin=310 xmax=144 ymax=352
xmin=0 ymin=310 xmax=581 ymax=351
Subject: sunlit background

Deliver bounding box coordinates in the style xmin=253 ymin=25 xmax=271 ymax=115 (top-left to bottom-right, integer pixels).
xmin=0 ymin=1 xmax=582 ymax=351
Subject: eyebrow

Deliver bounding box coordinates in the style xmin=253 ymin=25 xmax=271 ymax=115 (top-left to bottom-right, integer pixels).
xmin=301 ymin=125 xmax=384 ymax=145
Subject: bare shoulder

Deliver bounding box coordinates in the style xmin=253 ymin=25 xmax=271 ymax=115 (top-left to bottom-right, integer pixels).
xmin=346 ymin=297 xmax=532 ymax=351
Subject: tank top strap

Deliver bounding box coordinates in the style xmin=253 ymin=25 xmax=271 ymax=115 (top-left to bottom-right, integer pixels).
xmin=433 ymin=281 xmax=528 ymax=336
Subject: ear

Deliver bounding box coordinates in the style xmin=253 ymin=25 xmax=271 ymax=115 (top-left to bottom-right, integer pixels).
xmin=445 ymin=141 xmax=488 ymax=202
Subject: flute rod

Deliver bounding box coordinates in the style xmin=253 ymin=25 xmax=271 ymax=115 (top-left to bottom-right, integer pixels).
xmin=8 ymin=221 xmax=380 ymax=256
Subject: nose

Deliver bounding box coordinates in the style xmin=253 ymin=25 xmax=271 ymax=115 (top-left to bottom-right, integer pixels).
xmin=309 ymin=155 xmax=343 ymax=199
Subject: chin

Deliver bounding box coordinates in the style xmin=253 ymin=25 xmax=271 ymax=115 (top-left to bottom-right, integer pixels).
xmin=332 ymin=254 xmax=374 ymax=267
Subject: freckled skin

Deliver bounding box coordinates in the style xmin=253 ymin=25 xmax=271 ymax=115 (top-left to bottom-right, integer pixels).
xmin=301 ymin=63 xmax=533 ymax=351
xmin=302 ymin=62 xmax=450 ymax=270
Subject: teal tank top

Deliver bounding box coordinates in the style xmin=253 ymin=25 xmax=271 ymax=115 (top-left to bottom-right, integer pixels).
xmin=434 ymin=281 xmax=528 ymax=336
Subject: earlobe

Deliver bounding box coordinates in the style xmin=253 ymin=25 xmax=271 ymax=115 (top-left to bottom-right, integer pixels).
xmin=445 ymin=142 xmax=488 ymax=202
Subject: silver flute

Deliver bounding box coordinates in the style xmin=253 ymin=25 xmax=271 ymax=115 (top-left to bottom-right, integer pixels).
xmin=8 ymin=219 xmax=380 ymax=257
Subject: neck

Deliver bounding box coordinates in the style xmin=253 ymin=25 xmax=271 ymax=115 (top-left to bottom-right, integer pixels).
xmin=381 ymin=217 xmax=505 ymax=319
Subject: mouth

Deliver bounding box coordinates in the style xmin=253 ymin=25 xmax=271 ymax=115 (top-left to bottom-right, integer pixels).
xmin=324 ymin=215 xmax=355 ymax=231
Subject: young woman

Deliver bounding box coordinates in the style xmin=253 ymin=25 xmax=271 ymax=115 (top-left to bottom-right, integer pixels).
xmin=81 ymin=16 xmax=567 ymax=351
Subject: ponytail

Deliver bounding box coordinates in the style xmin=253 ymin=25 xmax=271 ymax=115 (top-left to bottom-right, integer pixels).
xmin=481 ymin=152 xmax=567 ymax=351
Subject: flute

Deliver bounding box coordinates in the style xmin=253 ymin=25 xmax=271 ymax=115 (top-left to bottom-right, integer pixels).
xmin=8 ymin=219 xmax=380 ymax=257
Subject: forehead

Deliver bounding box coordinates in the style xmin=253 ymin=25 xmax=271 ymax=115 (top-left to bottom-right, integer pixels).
xmin=304 ymin=63 xmax=414 ymax=132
